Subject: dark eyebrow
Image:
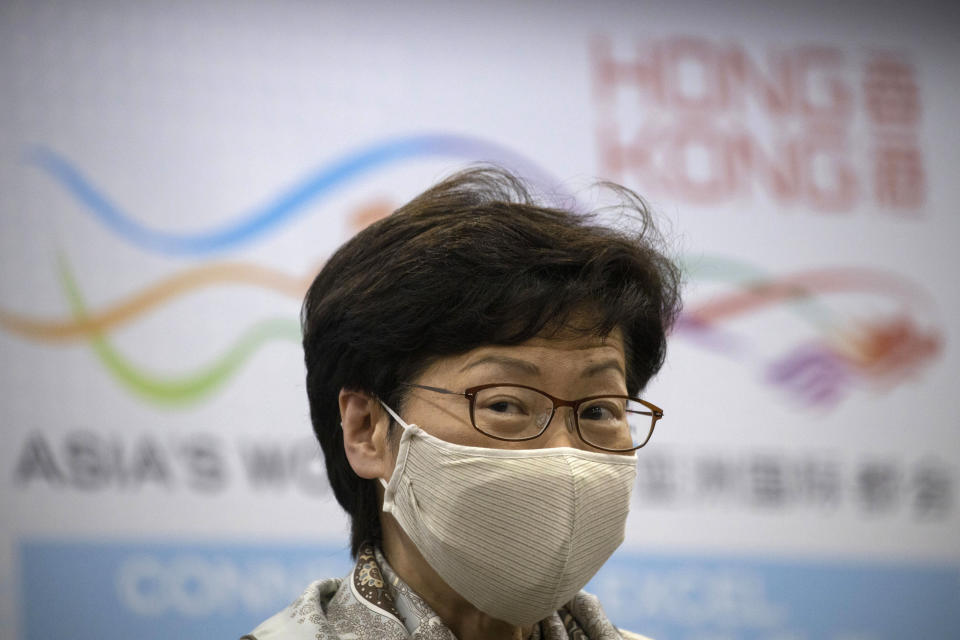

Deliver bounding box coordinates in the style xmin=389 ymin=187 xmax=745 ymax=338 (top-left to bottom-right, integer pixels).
xmin=583 ymin=359 xmax=626 ymax=378
xmin=460 ymin=355 xmax=624 ymax=379
xmin=459 ymin=355 xmax=541 ymax=376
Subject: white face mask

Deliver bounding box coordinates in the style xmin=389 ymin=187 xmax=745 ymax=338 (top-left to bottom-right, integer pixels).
xmin=378 ymin=401 xmax=638 ymax=626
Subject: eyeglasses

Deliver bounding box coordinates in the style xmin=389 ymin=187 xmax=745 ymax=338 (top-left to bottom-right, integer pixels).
xmin=400 ymin=383 xmax=663 ymax=452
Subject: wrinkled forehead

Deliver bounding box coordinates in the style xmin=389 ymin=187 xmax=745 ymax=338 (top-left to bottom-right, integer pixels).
xmin=419 ymin=324 xmax=627 ymax=386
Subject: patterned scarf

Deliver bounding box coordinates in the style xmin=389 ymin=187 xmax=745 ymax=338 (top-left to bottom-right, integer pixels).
xmin=243 ymin=545 xmax=649 ymax=640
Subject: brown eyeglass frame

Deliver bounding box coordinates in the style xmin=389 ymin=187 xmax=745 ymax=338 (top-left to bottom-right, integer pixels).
xmin=400 ymin=382 xmax=663 ymax=452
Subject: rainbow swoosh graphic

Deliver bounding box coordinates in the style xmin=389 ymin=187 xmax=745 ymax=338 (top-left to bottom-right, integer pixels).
xmin=0 ymin=133 xmax=944 ymax=407
xmin=679 ymin=256 xmax=942 ymax=407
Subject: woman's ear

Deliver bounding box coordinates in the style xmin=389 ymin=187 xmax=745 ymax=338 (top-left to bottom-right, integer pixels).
xmin=339 ymin=388 xmax=394 ymax=480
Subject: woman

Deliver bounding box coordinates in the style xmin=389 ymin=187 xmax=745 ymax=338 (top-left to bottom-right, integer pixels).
xmin=244 ymin=167 xmax=681 ymax=640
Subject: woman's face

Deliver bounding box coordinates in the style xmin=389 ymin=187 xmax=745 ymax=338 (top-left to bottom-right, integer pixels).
xmin=397 ymin=326 xmax=629 ymax=452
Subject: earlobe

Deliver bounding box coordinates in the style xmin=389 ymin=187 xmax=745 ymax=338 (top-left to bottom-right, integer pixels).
xmin=339 ymin=388 xmax=393 ymax=480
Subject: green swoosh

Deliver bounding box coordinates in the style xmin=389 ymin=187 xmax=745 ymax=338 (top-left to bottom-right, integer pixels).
xmin=58 ymin=256 xmax=301 ymax=407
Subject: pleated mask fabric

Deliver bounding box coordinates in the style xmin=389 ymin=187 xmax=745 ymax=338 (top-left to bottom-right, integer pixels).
xmin=379 ymin=402 xmax=638 ymax=626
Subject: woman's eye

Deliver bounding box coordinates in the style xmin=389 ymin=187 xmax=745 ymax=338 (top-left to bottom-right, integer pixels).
xmin=479 ymin=398 xmax=528 ymax=415
xmin=481 ymin=398 xmax=528 ymax=415
xmin=581 ymin=406 xmax=608 ymax=420
xmin=580 ymin=402 xmax=622 ymax=422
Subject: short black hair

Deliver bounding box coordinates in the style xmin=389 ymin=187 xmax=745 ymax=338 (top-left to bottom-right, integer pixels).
xmin=301 ymin=167 xmax=682 ymax=556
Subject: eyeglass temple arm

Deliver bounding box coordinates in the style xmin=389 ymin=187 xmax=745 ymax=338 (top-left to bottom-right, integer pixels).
xmin=403 ymin=383 xmax=468 ymax=398
xmin=627 ymin=408 xmax=664 ymax=419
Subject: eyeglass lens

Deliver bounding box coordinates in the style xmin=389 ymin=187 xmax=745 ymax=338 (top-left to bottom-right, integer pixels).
xmin=471 ymin=385 xmax=652 ymax=450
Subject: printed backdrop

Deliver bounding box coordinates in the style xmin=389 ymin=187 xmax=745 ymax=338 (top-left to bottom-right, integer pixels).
xmin=1 ymin=2 xmax=958 ymax=639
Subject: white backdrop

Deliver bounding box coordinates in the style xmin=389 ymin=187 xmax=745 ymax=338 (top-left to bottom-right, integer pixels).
xmin=1 ymin=1 xmax=958 ymax=638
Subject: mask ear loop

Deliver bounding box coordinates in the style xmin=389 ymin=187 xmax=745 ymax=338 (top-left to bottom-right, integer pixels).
xmin=379 ymin=400 xmax=412 ymax=430
xmin=377 ymin=400 xmax=417 ymax=495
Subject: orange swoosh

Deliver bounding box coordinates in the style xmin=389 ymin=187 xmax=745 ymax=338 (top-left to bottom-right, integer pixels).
xmin=0 ymin=260 xmax=321 ymax=342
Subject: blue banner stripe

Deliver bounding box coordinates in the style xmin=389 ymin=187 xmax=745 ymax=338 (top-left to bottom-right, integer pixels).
xmin=19 ymin=540 xmax=960 ymax=640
